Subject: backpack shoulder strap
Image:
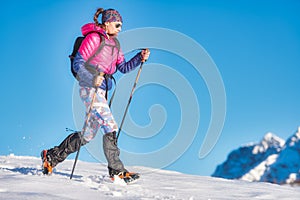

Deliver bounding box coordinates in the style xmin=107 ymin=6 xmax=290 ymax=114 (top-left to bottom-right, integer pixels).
xmin=113 ymin=37 xmax=120 ymax=50
xmin=108 ymin=76 xmax=117 ymax=107
xmin=85 ymin=32 xmax=105 ymax=66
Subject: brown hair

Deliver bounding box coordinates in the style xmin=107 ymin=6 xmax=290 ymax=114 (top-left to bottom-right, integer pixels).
xmin=93 ymin=8 xmax=104 ymax=27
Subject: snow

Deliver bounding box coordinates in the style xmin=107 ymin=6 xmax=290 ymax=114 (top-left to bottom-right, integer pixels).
xmin=240 ymin=154 xmax=278 ymax=182
xmin=287 ymin=173 xmax=298 ymax=184
xmin=252 ymin=132 xmax=285 ymax=154
xmin=1 ymin=155 xmax=300 ymax=199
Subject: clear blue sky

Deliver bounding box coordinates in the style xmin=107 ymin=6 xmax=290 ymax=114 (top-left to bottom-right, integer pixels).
xmin=0 ymin=0 xmax=299 ymax=176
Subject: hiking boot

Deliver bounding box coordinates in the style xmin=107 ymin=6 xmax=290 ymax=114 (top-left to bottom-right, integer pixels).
xmin=122 ymin=172 xmax=140 ymax=184
xmin=111 ymin=171 xmax=140 ymax=184
xmin=41 ymin=150 xmax=53 ymax=175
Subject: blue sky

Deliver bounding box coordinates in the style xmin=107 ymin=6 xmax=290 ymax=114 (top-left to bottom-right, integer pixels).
xmin=0 ymin=0 xmax=299 ymax=176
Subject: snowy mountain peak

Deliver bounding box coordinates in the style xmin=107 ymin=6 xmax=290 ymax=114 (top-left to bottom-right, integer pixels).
xmin=296 ymin=126 xmax=300 ymax=138
xmin=212 ymin=127 xmax=300 ymax=185
xmin=263 ymin=132 xmax=285 ymax=147
xmin=252 ymin=132 xmax=284 ymax=154
xmin=286 ymin=127 xmax=300 ymax=150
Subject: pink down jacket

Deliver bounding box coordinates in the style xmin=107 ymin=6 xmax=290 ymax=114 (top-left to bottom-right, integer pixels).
xmin=73 ymin=23 xmax=142 ymax=90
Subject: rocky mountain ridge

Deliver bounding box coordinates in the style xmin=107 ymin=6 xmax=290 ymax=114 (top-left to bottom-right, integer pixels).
xmin=212 ymin=127 xmax=300 ymax=185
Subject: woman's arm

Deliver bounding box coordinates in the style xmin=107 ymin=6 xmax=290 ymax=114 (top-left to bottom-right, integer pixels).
xmin=116 ymin=50 xmax=143 ymax=74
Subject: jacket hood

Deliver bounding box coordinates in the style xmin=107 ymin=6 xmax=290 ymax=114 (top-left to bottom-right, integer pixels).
xmin=81 ymin=23 xmax=107 ymax=37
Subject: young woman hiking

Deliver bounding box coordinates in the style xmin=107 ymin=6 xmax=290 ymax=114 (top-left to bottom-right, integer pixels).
xmin=41 ymin=8 xmax=150 ymax=183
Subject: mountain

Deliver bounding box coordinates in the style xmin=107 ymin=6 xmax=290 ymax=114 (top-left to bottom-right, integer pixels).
xmin=1 ymin=154 xmax=300 ymax=200
xmin=212 ymin=127 xmax=300 ymax=185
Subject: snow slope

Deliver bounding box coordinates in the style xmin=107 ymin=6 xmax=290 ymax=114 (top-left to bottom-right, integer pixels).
xmin=1 ymin=155 xmax=300 ymax=200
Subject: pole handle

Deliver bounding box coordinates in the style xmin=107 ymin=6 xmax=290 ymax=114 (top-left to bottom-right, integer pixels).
xmin=141 ymin=48 xmax=149 ymax=63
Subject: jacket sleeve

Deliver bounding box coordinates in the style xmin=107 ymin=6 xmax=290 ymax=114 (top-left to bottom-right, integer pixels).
xmin=116 ymin=50 xmax=142 ymax=74
xmin=73 ymin=52 xmax=94 ymax=87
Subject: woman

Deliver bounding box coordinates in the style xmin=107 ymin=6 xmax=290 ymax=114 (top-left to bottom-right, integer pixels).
xmin=41 ymin=8 xmax=150 ymax=183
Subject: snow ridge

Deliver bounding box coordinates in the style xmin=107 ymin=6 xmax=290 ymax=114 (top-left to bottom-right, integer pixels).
xmin=212 ymin=127 xmax=300 ymax=185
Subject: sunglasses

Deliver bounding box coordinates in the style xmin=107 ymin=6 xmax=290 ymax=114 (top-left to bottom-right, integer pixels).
xmin=115 ymin=23 xmax=122 ymax=28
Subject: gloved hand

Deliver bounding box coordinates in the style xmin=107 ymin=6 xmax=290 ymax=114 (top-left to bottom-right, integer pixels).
xmin=141 ymin=48 xmax=150 ymax=62
xmin=93 ymin=74 xmax=105 ymax=87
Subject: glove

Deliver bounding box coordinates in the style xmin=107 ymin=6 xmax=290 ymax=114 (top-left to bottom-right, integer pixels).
xmin=93 ymin=74 xmax=105 ymax=87
xmin=141 ymin=48 xmax=150 ymax=62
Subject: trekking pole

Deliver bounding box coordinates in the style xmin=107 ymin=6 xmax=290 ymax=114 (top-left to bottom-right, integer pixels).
xmin=116 ymin=50 xmax=148 ymax=140
xmin=70 ymin=72 xmax=104 ymax=179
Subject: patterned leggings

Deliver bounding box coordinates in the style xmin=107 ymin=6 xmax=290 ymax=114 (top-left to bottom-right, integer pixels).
xmin=79 ymin=87 xmax=118 ymax=142
xmin=45 ymin=86 xmax=125 ymax=173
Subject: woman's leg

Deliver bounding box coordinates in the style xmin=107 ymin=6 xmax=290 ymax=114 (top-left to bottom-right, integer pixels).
xmin=80 ymin=87 xmax=127 ymax=176
xmin=42 ymin=131 xmax=88 ymax=168
xmin=41 ymin=87 xmax=101 ymax=173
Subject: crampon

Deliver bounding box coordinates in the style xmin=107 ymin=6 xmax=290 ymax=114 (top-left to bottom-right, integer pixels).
xmin=41 ymin=150 xmax=53 ymax=175
xmin=111 ymin=172 xmax=140 ymax=184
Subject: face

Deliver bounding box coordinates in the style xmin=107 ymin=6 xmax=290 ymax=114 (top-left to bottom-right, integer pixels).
xmin=105 ymin=21 xmax=122 ymax=35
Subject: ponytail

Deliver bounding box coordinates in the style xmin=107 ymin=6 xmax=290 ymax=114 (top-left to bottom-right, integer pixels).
xmin=94 ymin=8 xmax=104 ymax=27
